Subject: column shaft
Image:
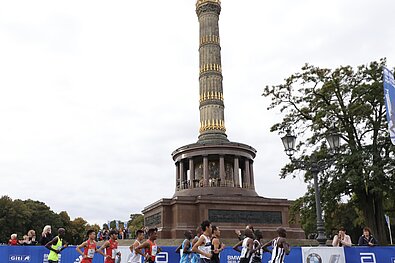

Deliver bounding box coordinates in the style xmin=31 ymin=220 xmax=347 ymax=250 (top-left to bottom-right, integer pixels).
xmin=219 ymin=155 xmax=225 ymax=186
xmin=179 ymin=161 xmax=185 ymax=189
xmin=244 ymin=159 xmax=251 ymax=188
xmin=233 ymin=157 xmax=240 ymax=187
xmin=249 ymin=161 xmax=255 ymax=189
xmin=175 ymin=162 xmax=180 ymax=191
xmin=203 ymin=156 xmax=209 ymax=186
xmin=189 ymin=158 xmax=195 ymax=188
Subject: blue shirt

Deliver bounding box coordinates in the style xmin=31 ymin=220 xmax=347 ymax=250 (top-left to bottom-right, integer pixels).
xmin=180 ymin=239 xmax=192 ymax=263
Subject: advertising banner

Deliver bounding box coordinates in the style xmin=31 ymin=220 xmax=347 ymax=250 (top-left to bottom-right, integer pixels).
xmin=383 ymin=67 xmax=395 ymax=144
xmin=1 ymin=245 xmax=395 ymax=263
xmin=302 ymin=247 xmax=345 ymax=263
xmin=343 ymin=246 xmax=395 ymax=263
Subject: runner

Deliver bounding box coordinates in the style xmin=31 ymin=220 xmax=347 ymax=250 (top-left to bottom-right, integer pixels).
xmin=262 ymin=227 xmax=290 ymax=263
xmin=251 ymin=230 xmax=266 ymax=263
xmin=235 ymin=225 xmax=255 ymax=241
xmin=76 ymin=230 xmax=106 ymax=263
xmin=177 ymin=230 xmax=193 ymax=263
xmin=45 ymin=228 xmax=68 ymax=263
xmin=192 ymin=220 xmax=212 ymax=263
xmin=135 ymin=228 xmax=161 ymax=263
xmin=233 ymin=228 xmax=254 ymax=263
xmin=97 ymin=230 xmax=121 ymax=263
xmin=191 ymin=226 xmax=203 ymax=263
xmin=211 ymin=226 xmax=225 ymax=263
xmin=128 ymin=229 xmax=145 ymax=263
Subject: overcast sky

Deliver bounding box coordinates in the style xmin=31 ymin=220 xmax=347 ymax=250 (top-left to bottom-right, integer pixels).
xmin=1 ymin=0 xmax=394 ymax=225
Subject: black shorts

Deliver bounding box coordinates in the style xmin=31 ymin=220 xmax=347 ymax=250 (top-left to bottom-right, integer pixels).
xmin=251 ymin=256 xmax=262 ymax=263
xmin=48 ymin=261 xmax=58 ymax=263
xmin=240 ymin=257 xmax=252 ymax=263
xmin=200 ymin=259 xmax=211 ymax=263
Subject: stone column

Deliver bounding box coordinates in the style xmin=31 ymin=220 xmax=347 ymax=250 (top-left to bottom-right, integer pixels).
xmin=179 ymin=161 xmax=185 ymax=189
xmin=196 ymin=0 xmax=228 ymax=143
xmin=203 ymin=156 xmax=209 ymax=186
xmin=175 ymin=162 xmax=180 ymax=191
xmin=244 ymin=159 xmax=251 ymax=188
xmin=189 ymin=158 xmax=195 ymax=188
xmin=233 ymin=157 xmax=240 ymax=187
xmin=249 ymin=161 xmax=255 ymax=189
xmin=219 ymin=155 xmax=225 ymax=186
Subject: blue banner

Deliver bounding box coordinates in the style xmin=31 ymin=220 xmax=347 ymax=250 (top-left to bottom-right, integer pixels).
xmin=1 ymin=245 xmax=395 ymax=263
xmin=384 ymin=67 xmax=395 ymax=145
xmin=344 ymin=246 xmax=395 ymax=263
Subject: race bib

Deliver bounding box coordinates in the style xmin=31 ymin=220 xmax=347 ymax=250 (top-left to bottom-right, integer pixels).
xmin=87 ymin=248 xmax=95 ymax=258
xmin=152 ymin=245 xmax=158 ymax=256
xmin=112 ymin=249 xmax=118 ymax=259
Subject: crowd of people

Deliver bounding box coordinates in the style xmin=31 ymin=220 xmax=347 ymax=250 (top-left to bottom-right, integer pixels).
xmin=8 ymin=225 xmax=52 ymax=246
xmin=97 ymin=227 xmax=132 ymax=241
xmin=5 ymin=222 xmax=380 ymax=263
xmin=184 ymin=221 xmax=290 ymax=263
xmin=332 ymin=226 xmax=378 ymax=247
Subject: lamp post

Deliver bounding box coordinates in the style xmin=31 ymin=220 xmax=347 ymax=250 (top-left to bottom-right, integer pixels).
xmin=281 ymin=129 xmax=341 ymax=246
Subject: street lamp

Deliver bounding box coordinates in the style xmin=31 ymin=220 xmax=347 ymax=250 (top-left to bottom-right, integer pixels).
xmin=281 ymin=129 xmax=341 ymax=246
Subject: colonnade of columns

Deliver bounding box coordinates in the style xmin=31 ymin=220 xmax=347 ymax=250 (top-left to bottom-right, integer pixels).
xmin=175 ymin=155 xmax=255 ymax=191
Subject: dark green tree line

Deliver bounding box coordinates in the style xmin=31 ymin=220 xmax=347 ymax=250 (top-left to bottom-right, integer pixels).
xmin=0 ymin=196 xmax=98 ymax=244
xmin=263 ymin=59 xmax=395 ymax=243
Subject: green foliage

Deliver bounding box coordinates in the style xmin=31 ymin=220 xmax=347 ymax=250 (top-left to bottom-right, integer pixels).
xmin=128 ymin=214 xmax=144 ymax=238
xmin=263 ymin=59 xmax=395 ymax=243
xmin=0 ymin=196 xmax=94 ymax=245
xmin=0 ymin=196 xmax=61 ymax=243
xmin=290 ymin=190 xmax=364 ymax=242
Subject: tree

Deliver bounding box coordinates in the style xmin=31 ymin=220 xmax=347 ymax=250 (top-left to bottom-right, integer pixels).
xmin=290 ymin=191 xmax=364 ymax=242
xmin=0 ymin=196 xmax=65 ymax=243
xmin=263 ymin=59 xmax=395 ymax=243
xmin=128 ymin=214 xmax=144 ymax=238
xmin=69 ymin=217 xmax=88 ymax=245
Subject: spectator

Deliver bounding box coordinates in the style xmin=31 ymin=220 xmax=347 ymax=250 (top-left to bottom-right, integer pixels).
xmin=97 ymin=230 xmax=102 ymax=241
xmin=332 ymin=227 xmax=352 ymax=247
xmin=20 ymin=235 xmax=29 ymax=245
xmin=9 ymin=234 xmax=18 ymax=246
xmin=40 ymin=225 xmax=53 ymax=246
xmin=26 ymin=230 xmax=37 ymax=245
xmin=103 ymin=229 xmax=109 ymax=240
xmin=358 ymin=227 xmax=378 ymax=246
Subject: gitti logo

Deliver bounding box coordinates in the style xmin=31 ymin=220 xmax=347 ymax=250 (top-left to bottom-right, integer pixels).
xmin=360 ymin=252 xmax=376 ymax=263
xmin=9 ymin=255 xmax=31 ymax=262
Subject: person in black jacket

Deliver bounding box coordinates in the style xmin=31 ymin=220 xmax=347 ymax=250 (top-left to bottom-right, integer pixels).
xmin=358 ymin=227 xmax=378 ymax=246
xmin=40 ymin=225 xmax=53 ymax=246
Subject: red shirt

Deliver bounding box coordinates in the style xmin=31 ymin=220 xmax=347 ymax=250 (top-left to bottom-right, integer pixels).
xmin=146 ymin=239 xmax=158 ymax=262
xmin=81 ymin=239 xmax=96 ymax=263
xmin=105 ymin=239 xmax=118 ymax=263
xmin=9 ymin=239 xmax=18 ymax=246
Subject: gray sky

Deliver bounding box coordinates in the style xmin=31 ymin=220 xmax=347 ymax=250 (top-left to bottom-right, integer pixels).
xmin=1 ymin=0 xmax=394 ymax=225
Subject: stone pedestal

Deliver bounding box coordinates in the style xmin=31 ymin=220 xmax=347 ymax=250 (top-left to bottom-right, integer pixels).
xmin=142 ymin=195 xmax=304 ymax=239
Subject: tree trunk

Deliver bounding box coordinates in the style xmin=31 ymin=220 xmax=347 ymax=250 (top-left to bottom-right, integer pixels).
xmin=359 ymin=191 xmax=388 ymax=244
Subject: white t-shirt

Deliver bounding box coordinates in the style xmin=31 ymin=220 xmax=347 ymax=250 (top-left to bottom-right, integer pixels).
xmin=128 ymin=240 xmax=141 ymax=263
xmin=198 ymin=234 xmax=211 ymax=259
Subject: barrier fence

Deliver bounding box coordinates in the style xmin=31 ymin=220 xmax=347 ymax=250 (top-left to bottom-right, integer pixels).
xmin=1 ymin=245 xmax=394 ymax=263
